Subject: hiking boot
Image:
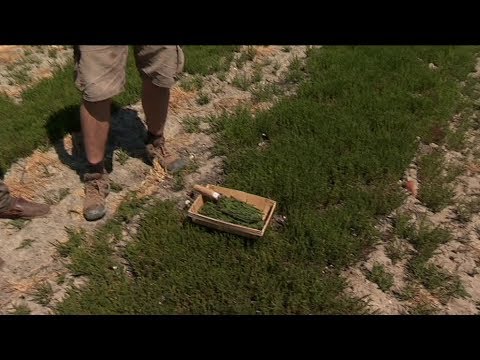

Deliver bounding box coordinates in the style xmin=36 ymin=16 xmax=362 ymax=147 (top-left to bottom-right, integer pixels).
xmin=145 ymin=134 xmax=186 ymax=174
xmin=0 ymin=197 xmax=50 ymax=219
xmin=83 ymin=172 xmax=110 ymax=221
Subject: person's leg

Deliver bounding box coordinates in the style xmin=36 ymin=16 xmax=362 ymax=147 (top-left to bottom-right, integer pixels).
xmin=134 ymin=45 xmax=186 ymax=173
xmin=80 ymin=99 xmax=111 ymax=166
xmin=0 ymin=181 xmax=50 ymax=219
xmin=142 ymin=80 xmax=170 ymax=137
xmin=0 ymin=181 xmax=12 ymax=213
xmin=74 ymin=45 xmax=128 ymax=221
xmin=80 ymin=99 xmax=112 ymax=221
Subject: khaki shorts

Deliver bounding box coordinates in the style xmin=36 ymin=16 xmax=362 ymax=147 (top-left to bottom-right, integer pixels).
xmin=74 ymin=45 xmax=185 ymax=102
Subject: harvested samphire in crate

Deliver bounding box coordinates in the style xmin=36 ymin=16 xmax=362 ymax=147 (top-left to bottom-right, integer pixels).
xmin=200 ymin=196 xmax=264 ymax=229
xmin=188 ymin=185 xmax=277 ymax=239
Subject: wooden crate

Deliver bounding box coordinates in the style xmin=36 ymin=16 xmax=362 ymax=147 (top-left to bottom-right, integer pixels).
xmin=187 ymin=184 xmax=277 ymax=239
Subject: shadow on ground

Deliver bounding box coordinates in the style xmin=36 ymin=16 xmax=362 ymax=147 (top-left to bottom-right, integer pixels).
xmin=45 ymin=103 xmax=149 ymax=179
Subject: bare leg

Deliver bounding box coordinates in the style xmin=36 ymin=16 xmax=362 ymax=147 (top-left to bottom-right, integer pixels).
xmin=142 ymin=79 xmax=170 ymax=137
xmin=80 ymin=99 xmax=112 ymax=166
